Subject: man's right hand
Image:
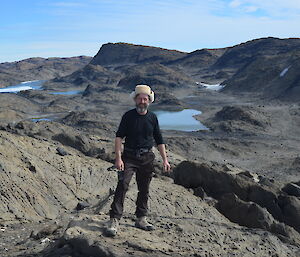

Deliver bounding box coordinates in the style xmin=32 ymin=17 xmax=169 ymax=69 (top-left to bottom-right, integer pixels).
xmin=115 ymin=158 xmax=124 ymax=171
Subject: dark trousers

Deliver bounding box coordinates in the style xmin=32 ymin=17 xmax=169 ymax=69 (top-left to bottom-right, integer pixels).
xmin=109 ymin=151 xmax=155 ymax=219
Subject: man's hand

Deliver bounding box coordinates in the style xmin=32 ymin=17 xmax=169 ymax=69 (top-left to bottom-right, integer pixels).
xmin=163 ymin=159 xmax=171 ymax=172
xmin=115 ymin=158 xmax=124 ymax=171
xmin=157 ymin=144 xmax=171 ymax=172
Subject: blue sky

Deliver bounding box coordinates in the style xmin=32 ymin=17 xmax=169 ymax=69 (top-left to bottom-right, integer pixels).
xmin=1 ymin=0 xmax=300 ymax=62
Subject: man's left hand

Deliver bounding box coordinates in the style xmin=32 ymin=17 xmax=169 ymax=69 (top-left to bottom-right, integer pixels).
xmin=163 ymin=160 xmax=171 ymax=172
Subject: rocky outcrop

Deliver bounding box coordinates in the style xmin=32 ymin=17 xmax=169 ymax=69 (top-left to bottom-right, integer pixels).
xmin=173 ymin=161 xmax=300 ymax=237
xmin=0 ymin=56 xmax=92 ymax=87
xmin=0 ymin=130 xmax=116 ymax=223
xmin=207 ymin=105 xmax=271 ymax=133
xmin=217 ymin=193 xmax=300 ymax=246
xmin=90 ymin=42 xmax=187 ymax=67
xmin=43 ymin=64 xmax=120 ymax=89
xmin=220 ymin=38 xmax=300 ymax=101
xmin=213 ymin=37 xmax=300 ymax=70
xmin=117 ymin=63 xmax=195 ymax=91
xmin=282 ymin=183 xmax=300 ymax=197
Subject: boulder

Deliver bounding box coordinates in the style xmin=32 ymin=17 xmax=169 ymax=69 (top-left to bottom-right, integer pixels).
xmin=217 ymin=193 xmax=300 ymax=246
xmin=173 ymin=161 xmax=300 ymax=234
xmin=282 ymin=183 xmax=300 ymax=197
xmin=278 ymin=195 xmax=300 ymax=233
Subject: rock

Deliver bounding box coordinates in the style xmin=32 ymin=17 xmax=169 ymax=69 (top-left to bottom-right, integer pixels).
xmin=173 ymin=161 xmax=300 ymax=234
xmin=217 ymin=193 xmax=274 ymax=230
xmin=217 ymin=193 xmax=300 ymax=246
xmin=76 ymin=201 xmax=90 ymax=211
xmin=56 ymin=147 xmax=69 ymax=156
xmin=52 ymin=132 xmax=90 ymax=153
xmin=30 ymin=224 xmax=61 ymax=240
xmin=193 ymin=186 xmax=205 ymax=199
xmin=278 ymin=195 xmax=300 ymax=233
xmin=52 ymin=132 xmax=107 ymax=158
xmin=282 ymin=183 xmax=300 ymax=197
xmin=238 ymin=171 xmax=259 ymax=183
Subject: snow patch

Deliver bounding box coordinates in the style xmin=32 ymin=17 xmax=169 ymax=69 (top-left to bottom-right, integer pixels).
xmin=0 ymin=86 xmax=34 ymax=93
xmin=0 ymin=80 xmax=43 ymax=93
xmin=280 ymin=66 xmax=291 ymax=77
xmin=21 ymin=80 xmax=39 ymax=84
xmin=200 ymin=83 xmax=224 ymax=91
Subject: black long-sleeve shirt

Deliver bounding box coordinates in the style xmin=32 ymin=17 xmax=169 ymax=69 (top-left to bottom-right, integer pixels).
xmin=116 ymin=108 xmax=164 ymax=149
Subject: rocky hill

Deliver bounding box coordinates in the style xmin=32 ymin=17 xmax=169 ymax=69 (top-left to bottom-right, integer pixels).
xmin=0 ymin=123 xmax=299 ymax=256
xmin=1 ymin=37 xmax=300 ymax=256
xmin=90 ymin=42 xmax=187 ymax=67
xmin=41 ymin=38 xmax=300 ymax=102
xmin=220 ymin=37 xmax=300 ymax=101
xmin=0 ymin=56 xmax=92 ymax=87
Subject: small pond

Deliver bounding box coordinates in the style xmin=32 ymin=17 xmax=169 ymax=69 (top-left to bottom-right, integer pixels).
xmin=154 ymin=109 xmax=208 ymax=131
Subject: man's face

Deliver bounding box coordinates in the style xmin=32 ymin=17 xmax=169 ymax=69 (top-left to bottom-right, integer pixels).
xmin=135 ymin=93 xmax=150 ymax=113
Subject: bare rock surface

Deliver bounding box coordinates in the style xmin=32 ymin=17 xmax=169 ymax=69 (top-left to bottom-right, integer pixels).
xmin=1 ymin=38 xmax=300 ymax=256
xmin=0 ymin=56 xmax=92 ymax=87
xmin=173 ymin=161 xmax=300 ymax=234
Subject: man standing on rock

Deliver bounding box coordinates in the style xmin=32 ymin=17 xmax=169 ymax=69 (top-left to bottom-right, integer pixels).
xmin=106 ymin=84 xmax=171 ymax=237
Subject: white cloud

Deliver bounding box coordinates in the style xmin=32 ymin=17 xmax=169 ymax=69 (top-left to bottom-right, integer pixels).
xmin=245 ymin=5 xmax=259 ymax=13
xmin=229 ymin=0 xmax=242 ymax=8
xmin=229 ymin=0 xmax=300 ymax=17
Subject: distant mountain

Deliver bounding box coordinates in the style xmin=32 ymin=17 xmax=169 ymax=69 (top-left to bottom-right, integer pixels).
xmin=165 ymin=48 xmax=227 ymax=81
xmin=39 ymin=38 xmax=300 ymax=102
xmin=45 ymin=43 xmax=193 ymax=90
xmin=0 ymin=56 xmax=92 ymax=87
xmin=90 ymin=42 xmax=187 ymax=67
xmin=221 ymin=37 xmax=300 ymax=101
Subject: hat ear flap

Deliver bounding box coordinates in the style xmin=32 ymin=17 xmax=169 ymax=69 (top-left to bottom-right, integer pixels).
xmin=130 ymin=91 xmax=136 ymax=100
xmin=149 ymin=91 xmax=154 ymax=103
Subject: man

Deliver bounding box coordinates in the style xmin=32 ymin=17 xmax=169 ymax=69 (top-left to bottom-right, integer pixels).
xmin=106 ymin=84 xmax=171 ymax=237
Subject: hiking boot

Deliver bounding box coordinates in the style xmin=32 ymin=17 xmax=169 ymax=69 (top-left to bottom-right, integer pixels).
xmin=106 ymin=218 xmax=119 ymax=237
xmin=135 ymin=216 xmax=155 ymax=231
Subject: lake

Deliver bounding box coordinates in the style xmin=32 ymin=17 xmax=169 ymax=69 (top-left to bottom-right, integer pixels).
xmin=0 ymin=80 xmax=81 ymax=95
xmin=154 ymin=109 xmax=208 ymax=131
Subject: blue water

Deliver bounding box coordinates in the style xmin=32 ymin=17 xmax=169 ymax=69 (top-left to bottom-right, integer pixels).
xmin=31 ymin=118 xmax=53 ymax=122
xmin=154 ymin=109 xmax=208 ymax=131
xmin=0 ymin=80 xmax=81 ymax=95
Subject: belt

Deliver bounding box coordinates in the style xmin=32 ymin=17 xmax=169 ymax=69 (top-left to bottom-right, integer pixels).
xmin=124 ymin=147 xmax=152 ymax=157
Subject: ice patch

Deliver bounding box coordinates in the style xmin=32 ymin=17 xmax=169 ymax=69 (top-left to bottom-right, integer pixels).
xmin=280 ymin=66 xmax=291 ymax=77
xmin=0 ymin=80 xmax=43 ymax=93
xmin=21 ymin=80 xmax=38 ymax=84
xmin=0 ymin=86 xmax=34 ymax=93
xmin=200 ymin=83 xmax=224 ymax=91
